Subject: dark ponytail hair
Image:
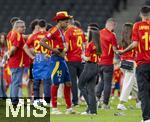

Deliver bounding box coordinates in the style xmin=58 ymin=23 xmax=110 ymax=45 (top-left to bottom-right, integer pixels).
xmin=121 ymin=23 xmax=133 ymax=48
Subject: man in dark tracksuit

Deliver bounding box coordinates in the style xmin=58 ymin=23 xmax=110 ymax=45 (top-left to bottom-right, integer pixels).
xmin=78 ymin=24 xmax=101 ymax=114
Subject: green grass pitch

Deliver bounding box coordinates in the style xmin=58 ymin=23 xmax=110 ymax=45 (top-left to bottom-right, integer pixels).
xmin=50 ymin=98 xmax=142 ymax=122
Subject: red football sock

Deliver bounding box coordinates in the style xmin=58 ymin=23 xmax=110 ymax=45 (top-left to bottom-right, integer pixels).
xmin=118 ymin=90 xmax=120 ymax=97
xmin=64 ymin=85 xmax=72 ymax=109
xmin=112 ymin=88 xmax=115 ymax=96
xmin=51 ymin=84 xmax=58 ymax=108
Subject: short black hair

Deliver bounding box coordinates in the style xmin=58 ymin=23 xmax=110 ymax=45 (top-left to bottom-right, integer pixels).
xmin=10 ymin=17 xmax=20 ymax=26
xmin=140 ymin=5 xmax=150 ymax=15
xmin=39 ymin=19 xmax=46 ymax=28
xmin=74 ymin=20 xmax=81 ymax=28
xmin=30 ymin=19 xmax=39 ymax=31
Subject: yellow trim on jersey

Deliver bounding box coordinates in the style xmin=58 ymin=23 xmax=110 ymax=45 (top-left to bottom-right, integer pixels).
xmin=69 ymin=40 xmax=73 ymax=50
xmin=51 ymin=61 xmax=60 ymax=80
xmin=51 ymin=27 xmax=57 ymax=34
xmin=138 ymin=43 xmax=141 ymax=53
xmin=7 ymin=66 xmax=11 ymax=75
xmin=51 ymin=40 xmax=54 ymax=48
xmin=108 ymin=44 xmax=112 ymax=55
xmin=17 ymin=32 xmax=21 ymax=41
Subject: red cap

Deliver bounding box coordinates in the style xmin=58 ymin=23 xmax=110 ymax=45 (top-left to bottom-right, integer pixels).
xmin=52 ymin=11 xmax=73 ymax=21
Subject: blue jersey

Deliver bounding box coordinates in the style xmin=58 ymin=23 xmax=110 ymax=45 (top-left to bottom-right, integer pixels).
xmin=32 ymin=53 xmax=51 ymax=80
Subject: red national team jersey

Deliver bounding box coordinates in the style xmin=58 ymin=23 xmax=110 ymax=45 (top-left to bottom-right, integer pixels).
xmin=26 ymin=31 xmax=50 ymax=56
xmin=120 ymin=47 xmax=135 ymax=61
xmin=132 ymin=21 xmax=150 ymax=65
xmin=99 ymin=28 xmax=117 ymax=65
xmin=7 ymin=30 xmax=25 ymax=68
xmin=23 ymin=48 xmax=30 ymax=68
xmin=85 ymin=41 xmax=99 ymax=63
xmin=45 ymin=26 xmax=65 ymax=50
xmin=65 ymin=25 xmax=86 ymax=62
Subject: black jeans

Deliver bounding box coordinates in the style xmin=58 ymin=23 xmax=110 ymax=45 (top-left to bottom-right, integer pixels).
xmin=136 ymin=64 xmax=150 ymax=121
xmin=67 ymin=62 xmax=84 ymax=105
xmin=78 ymin=62 xmax=98 ymax=113
xmin=96 ymin=65 xmax=114 ymax=105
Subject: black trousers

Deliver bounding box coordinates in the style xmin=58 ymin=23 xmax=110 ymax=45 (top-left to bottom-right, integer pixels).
xmin=96 ymin=65 xmax=114 ymax=105
xmin=78 ymin=62 xmax=98 ymax=113
xmin=67 ymin=62 xmax=84 ymax=105
xmin=136 ymin=63 xmax=150 ymax=121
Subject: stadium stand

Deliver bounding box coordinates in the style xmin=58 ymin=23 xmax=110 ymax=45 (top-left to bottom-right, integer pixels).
xmin=0 ymin=0 xmax=116 ymax=33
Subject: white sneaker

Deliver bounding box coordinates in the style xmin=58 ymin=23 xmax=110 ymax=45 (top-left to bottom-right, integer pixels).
xmin=117 ymin=104 xmax=127 ymax=110
xmin=65 ymin=108 xmax=76 ymax=114
xmin=144 ymin=119 xmax=150 ymax=122
xmin=81 ymin=111 xmax=96 ymax=115
xmin=111 ymin=96 xmax=115 ymax=100
xmin=33 ymin=100 xmax=40 ymax=107
xmin=51 ymin=108 xmax=62 ymax=115
xmin=44 ymin=103 xmax=51 ymax=107
xmin=50 ymin=102 xmax=52 ymax=107
xmin=101 ymin=104 xmax=110 ymax=110
xmin=81 ymin=111 xmax=88 ymax=115
xmin=97 ymin=100 xmax=103 ymax=109
xmin=136 ymin=101 xmax=141 ymax=109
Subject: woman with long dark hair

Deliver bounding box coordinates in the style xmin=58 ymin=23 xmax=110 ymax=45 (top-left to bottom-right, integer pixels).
xmin=117 ymin=23 xmax=140 ymax=110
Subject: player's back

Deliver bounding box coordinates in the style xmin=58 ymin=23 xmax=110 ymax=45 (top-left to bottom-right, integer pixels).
xmin=28 ymin=31 xmax=50 ymax=56
xmin=132 ymin=21 xmax=150 ymax=65
xmin=65 ymin=25 xmax=86 ymax=62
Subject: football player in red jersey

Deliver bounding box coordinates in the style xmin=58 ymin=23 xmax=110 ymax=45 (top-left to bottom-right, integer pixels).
xmin=96 ymin=18 xmax=118 ymax=109
xmin=6 ymin=17 xmax=30 ymax=101
xmin=40 ymin=11 xmax=76 ymax=114
xmin=64 ymin=19 xmax=87 ymax=106
xmin=6 ymin=20 xmax=26 ymax=106
xmin=23 ymin=19 xmax=51 ymax=105
xmin=116 ymin=6 xmax=150 ymax=121
xmin=27 ymin=19 xmax=40 ymax=100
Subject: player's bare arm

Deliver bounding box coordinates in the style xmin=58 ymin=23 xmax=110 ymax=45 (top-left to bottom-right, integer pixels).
xmin=116 ymin=41 xmax=138 ymax=55
xmin=23 ymin=44 xmax=35 ymax=60
xmin=40 ymin=37 xmax=60 ymax=54
xmin=8 ymin=46 xmax=17 ymax=57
